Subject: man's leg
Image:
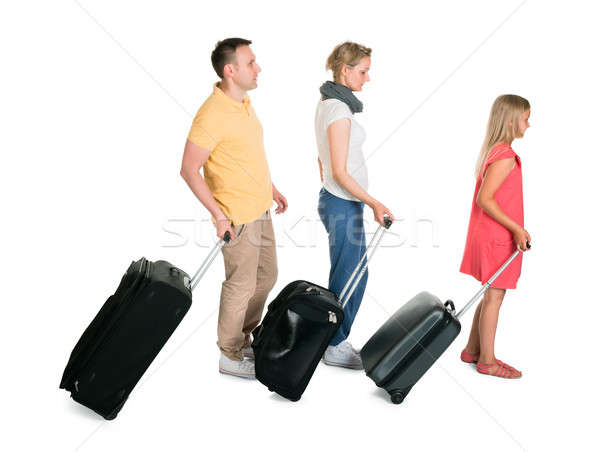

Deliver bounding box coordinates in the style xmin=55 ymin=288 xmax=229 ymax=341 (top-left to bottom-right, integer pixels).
xmin=243 ymin=211 xmax=278 ymax=347
xmin=217 ymin=220 xmax=261 ymax=361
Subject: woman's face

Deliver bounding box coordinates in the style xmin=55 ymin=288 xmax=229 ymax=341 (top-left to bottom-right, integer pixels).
xmin=342 ymin=56 xmax=371 ymax=91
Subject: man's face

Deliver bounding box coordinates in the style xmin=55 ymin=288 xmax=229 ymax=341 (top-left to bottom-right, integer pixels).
xmin=228 ymin=45 xmax=261 ymax=91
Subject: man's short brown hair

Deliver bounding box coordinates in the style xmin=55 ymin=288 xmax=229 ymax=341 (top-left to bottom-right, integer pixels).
xmin=211 ymin=38 xmax=252 ymax=79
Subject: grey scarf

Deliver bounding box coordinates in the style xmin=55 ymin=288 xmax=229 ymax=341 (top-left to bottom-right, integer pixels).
xmin=319 ymin=81 xmax=363 ymax=114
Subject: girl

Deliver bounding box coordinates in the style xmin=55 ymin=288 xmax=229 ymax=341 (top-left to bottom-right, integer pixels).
xmin=315 ymin=42 xmax=394 ymax=369
xmin=459 ymin=94 xmax=532 ymax=379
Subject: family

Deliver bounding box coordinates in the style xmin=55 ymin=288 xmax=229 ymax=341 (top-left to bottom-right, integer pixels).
xmin=179 ymin=38 xmax=531 ymax=381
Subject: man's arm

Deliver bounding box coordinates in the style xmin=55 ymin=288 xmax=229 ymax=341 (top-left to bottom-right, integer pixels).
xmin=180 ymin=139 xmax=234 ymax=239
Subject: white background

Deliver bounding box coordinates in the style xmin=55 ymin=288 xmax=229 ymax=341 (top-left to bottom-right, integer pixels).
xmin=1 ymin=1 xmax=598 ymax=451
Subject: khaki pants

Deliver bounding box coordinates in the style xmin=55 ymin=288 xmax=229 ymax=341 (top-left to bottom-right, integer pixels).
xmin=217 ymin=210 xmax=278 ymax=360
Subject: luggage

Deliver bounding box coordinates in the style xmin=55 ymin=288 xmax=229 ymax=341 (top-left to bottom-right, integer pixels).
xmin=59 ymin=233 xmax=230 ymax=420
xmin=252 ymin=218 xmax=392 ymax=401
xmin=360 ymin=242 xmax=529 ymax=404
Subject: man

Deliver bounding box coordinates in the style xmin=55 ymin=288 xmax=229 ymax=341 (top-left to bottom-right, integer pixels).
xmin=180 ymin=38 xmax=287 ymax=379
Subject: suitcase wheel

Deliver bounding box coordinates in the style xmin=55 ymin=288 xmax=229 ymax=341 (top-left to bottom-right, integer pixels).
xmin=389 ymin=390 xmax=407 ymax=405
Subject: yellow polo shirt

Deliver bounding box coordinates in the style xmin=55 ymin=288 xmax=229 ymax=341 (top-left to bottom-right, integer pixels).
xmin=187 ymin=83 xmax=273 ymax=226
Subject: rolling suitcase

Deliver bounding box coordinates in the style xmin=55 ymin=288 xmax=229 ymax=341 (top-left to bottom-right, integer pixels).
xmin=251 ymin=218 xmax=392 ymax=401
xmin=360 ymin=242 xmax=529 ymax=404
xmin=59 ymin=233 xmax=230 ymax=420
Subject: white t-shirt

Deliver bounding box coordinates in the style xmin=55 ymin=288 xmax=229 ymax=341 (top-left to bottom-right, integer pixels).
xmin=315 ymin=98 xmax=368 ymax=202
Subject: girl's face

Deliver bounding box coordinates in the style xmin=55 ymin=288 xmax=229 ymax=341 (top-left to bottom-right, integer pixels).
xmin=517 ymin=109 xmax=531 ymax=137
xmin=342 ymin=56 xmax=371 ymax=91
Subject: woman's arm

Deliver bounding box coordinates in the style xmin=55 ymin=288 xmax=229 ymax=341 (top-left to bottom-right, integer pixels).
xmin=318 ymin=157 xmax=323 ymax=182
xmin=328 ymin=119 xmax=374 ymax=205
xmin=476 ymin=158 xmax=530 ymax=250
xmin=328 ymin=119 xmax=393 ymax=225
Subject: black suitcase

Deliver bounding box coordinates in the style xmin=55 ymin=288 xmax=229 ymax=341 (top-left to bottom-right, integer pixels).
xmin=361 ymin=243 xmax=529 ymax=404
xmin=59 ymin=234 xmax=229 ymax=419
xmin=252 ymin=218 xmax=392 ymax=401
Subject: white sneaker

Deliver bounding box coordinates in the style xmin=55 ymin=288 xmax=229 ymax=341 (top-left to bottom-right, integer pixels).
xmin=242 ymin=347 xmax=255 ymax=360
xmin=322 ymin=341 xmax=363 ymax=370
xmin=219 ymin=354 xmax=256 ymax=379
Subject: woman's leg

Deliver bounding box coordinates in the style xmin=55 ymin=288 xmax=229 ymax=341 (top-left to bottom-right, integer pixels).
xmin=332 ymin=204 xmax=367 ymax=345
xmin=318 ymin=189 xmax=366 ymax=346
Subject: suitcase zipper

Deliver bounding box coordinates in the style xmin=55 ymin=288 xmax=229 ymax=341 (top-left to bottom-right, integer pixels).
xmin=305 ymin=286 xmax=339 ymax=323
xmin=67 ymin=259 xmax=152 ymax=391
xmin=305 ymin=286 xmax=322 ymax=296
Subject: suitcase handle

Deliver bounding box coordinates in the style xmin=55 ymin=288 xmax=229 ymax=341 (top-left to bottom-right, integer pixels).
xmin=454 ymin=241 xmax=530 ymax=319
xmin=338 ymin=215 xmax=392 ymax=309
xmin=189 ymin=231 xmax=231 ymax=291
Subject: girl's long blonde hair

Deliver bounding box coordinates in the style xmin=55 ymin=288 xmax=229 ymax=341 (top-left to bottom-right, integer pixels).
xmin=475 ymin=94 xmax=530 ymax=179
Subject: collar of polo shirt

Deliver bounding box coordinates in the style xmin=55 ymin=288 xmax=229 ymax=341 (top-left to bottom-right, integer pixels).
xmin=213 ymin=82 xmax=250 ymax=110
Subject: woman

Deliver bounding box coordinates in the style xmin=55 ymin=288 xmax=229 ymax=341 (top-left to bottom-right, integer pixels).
xmin=316 ymin=42 xmax=394 ymax=369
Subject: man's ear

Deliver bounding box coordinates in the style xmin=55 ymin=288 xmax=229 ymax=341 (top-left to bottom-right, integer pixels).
xmin=222 ymin=63 xmax=234 ymax=79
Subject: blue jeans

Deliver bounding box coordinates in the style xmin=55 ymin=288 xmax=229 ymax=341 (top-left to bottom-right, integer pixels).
xmin=318 ymin=187 xmax=368 ymax=346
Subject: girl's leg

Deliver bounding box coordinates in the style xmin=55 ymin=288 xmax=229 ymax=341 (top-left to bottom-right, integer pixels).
xmin=479 ymin=287 xmax=505 ymax=363
xmin=477 ymin=287 xmax=522 ymax=378
xmin=464 ymin=299 xmax=483 ymax=356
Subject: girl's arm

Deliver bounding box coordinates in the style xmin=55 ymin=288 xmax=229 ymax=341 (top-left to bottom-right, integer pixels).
xmin=328 ymin=118 xmax=394 ymax=225
xmin=476 ymin=158 xmax=531 ymax=250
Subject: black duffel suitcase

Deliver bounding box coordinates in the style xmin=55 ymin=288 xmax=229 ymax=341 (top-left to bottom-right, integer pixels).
xmin=252 ymin=218 xmax=392 ymax=401
xmin=361 ymin=243 xmax=529 ymax=404
xmin=59 ymin=234 xmax=229 ymax=419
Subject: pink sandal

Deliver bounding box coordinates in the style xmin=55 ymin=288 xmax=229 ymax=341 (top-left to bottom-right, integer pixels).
xmin=460 ymin=349 xmax=479 ymax=363
xmin=476 ymin=360 xmax=522 ymax=379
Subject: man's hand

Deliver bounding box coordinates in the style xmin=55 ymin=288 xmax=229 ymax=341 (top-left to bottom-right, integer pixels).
xmin=272 ymin=184 xmax=288 ymax=214
xmin=215 ymin=217 xmax=235 ymax=241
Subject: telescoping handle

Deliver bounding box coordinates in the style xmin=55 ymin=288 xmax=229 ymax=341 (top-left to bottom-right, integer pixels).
xmin=189 ymin=231 xmax=231 ymax=291
xmin=453 ymin=241 xmax=531 ymax=319
xmin=338 ymin=216 xmax=393 ymax=309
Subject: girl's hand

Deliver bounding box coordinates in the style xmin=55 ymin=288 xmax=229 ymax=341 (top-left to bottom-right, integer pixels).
xmin=371 ymin=201 xmax=394 ymax=227
xmin=512 ymin=227 xmax=531 ymax=251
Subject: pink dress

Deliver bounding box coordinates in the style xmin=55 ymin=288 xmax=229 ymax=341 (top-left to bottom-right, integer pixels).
xmin=459 ymin=143 xmax=524 ymax=289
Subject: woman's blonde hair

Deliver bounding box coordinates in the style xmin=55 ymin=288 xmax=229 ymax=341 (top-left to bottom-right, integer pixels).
xmin=326 ymin=41 xmax=372 ymax=83
xmin=475 ymin=94 xmax=530 ymax=178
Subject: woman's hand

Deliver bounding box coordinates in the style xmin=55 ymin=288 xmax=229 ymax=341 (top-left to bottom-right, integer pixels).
xmin=272 ymin=184 xmax=288 ymax=214
xmin=370 ymin=201 xmax=394 ymax=227
xmin=512 ymin=227 xmax=531 ymax=251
